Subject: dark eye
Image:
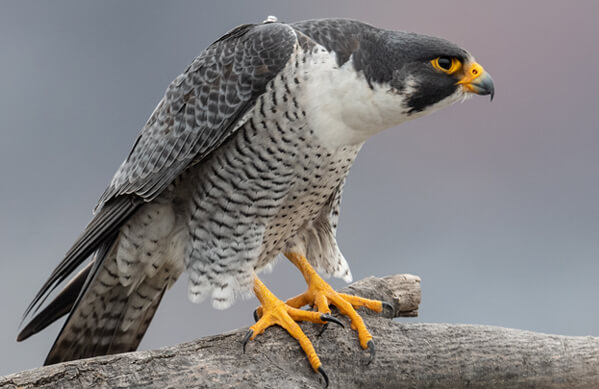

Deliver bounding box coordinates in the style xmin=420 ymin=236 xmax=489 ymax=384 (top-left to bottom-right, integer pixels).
xmin=437 ymin=57 xmax=452 ymax=70
xmin=431 ymin=56 xmax=461 ymax=74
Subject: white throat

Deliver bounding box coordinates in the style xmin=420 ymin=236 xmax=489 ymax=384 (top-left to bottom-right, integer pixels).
xmin=300 ymin=48 xmax=410 ymax=149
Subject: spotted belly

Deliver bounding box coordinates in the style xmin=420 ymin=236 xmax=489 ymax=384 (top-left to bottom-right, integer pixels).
xmin=182 ymin=43 xmax=360 ymax=308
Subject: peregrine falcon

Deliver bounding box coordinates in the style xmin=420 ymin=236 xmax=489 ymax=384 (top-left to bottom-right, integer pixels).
xmin=18 ymin=17 xmax=494 ymax=384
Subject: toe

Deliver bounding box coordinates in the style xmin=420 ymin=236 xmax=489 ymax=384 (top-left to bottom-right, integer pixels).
xmin=338 ymin=293 xmax=385 ymax=312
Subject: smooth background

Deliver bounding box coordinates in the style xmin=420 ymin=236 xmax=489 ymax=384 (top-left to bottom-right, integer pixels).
xmin=1 ymin=1 xmax=598 ymax=376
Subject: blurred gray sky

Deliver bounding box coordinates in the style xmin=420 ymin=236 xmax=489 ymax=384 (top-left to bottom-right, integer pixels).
xmin=1 ymin=0 xmax=598 ymax=376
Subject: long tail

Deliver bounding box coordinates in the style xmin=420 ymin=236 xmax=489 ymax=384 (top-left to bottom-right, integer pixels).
xmin=44 ymin=235 xmax=170 ymax=364
xmin=17 ymin=261 xmax=93 ymax=343
xmin=18 ymin=196 xmax=184 ymax=365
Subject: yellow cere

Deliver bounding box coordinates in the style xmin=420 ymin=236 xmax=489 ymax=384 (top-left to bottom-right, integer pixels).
xmin=456 ymin=61 xmax=486 ymax=90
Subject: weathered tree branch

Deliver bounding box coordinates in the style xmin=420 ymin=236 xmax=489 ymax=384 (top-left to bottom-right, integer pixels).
xmin=2 ymin=274 xmax=598 ymax=388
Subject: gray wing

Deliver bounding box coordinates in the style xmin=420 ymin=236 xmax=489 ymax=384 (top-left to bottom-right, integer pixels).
xmin=98 ymin=21 xmax=298 ymax=206
xmin=20 ymin=21 xmax=299 ymax=346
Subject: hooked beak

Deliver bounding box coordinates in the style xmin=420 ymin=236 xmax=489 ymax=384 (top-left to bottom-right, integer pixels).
xmin=457 ymin=61 xmax=495 ymax=101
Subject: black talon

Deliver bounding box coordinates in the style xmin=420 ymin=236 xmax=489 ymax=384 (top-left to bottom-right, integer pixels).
xmin=320 ymin=314 xmax=344 ymax=328
xmin=366 ymin=339 xmax=375 ymax=365
xmin=318 ymin=366 xmax=329 ymax=388
xmin=317 ymin=322 xmax=329 ymax=336
xmin=242 ymin=329 xmax=253 ymax=354
xmin=253 ymin=308 xmax=260 ymax=322
xmin=381 ymin=301 xmax=394 ymax=315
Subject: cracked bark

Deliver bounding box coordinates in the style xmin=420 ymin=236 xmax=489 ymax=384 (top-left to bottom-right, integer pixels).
xmin=2 ymin=274 xmax=599 ymax=388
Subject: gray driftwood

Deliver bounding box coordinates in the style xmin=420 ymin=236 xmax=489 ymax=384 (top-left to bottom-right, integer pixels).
xmin=2 ymin=274 xmax=599 ymax=388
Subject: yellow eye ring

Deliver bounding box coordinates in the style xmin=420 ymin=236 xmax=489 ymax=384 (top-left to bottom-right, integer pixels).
xmin=431 ymin=56 xmax=462 ymax=74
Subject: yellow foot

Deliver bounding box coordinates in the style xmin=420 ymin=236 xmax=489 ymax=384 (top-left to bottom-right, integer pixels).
xmin=244 ymin=275 xmax=342 ymax=387
xmin=281 ymin=252 xmax=392 ymax=364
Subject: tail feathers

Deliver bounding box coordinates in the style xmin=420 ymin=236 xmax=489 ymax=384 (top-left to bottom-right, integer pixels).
xmin=17 ymin=262 xmax=93 ymax=342
xmin=23 ymin=196 xmax=140 ymax=321
xmin=45 ymin=281 xmax=167 ymax=365
xmin=20 ymin=197 xmax=185 ymax=365
xmin=43 ymin=238 xmax=178 ymax=365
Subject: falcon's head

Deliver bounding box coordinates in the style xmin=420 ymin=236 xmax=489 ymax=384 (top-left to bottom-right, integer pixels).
xmin=350 ymin=29 xmax=494 ymax=117
xmin=296 ymin=19 xmax=495 ymax=145
xmin=380 ymin=31 xmax=494 ymax=115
